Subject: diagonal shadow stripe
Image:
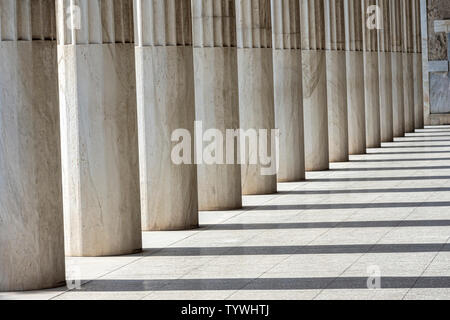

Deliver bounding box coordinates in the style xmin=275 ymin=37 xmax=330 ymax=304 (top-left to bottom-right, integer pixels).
xmin=277 ymin=187 xmax=450 ymax=195
xmin=365 ymin=151 xmax=450 ymax=155
xmin=350 ymin=158 xmax=450 ymax=162
xmin=331 ymin=166 xmax=450 ymax=171
xmin=306 ymin=176 xmax=450 ymax=182
xmin=381 ymin=145 xmax=450 ymax=148
xmin=201 ymin=220 xmax=450 ymax=231
xmin=142 ymin=243 xmax=450 ymax=257
xmin=73 ymin=276 xmax=450 ymax=292
xmin=244 ymin=202 xmax=450 ymax=211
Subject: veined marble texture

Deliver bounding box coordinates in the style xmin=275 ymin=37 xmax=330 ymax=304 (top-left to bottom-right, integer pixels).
xmin=58 ymin=43 xmax=142 ymax=256
xmin=413 ymin=53 xmax=425 ymax=128
xmin=403 ymin=53 xmax=416 ymax=133
xmin=364 ymin=51 xmax=381 ymax=148
xmin=346 ymin=51 xmax=366 ymax=155
xmin=392 ymin=52 xmax=405 ymax=137
xmin=430 ymin=72 xmax=450 ymax=114
xmin=326 ymin=50 xmax=349 ymax=162
xmin=194 ymin=47 xmax=242 ymax=210
xmin=379 ymin=51 xmax=394 ymax=142
xmin=302 ymin=50 xmax=329 ymax=171
xmin=136 ymin=46 xmax=199 ymax=230
xmin=273 ymin=49 xmax=305 ymax=182
xmin=0 ymin=41 xmax=65 ymax=291
xmin=238 ymin=48 xmax=277 ymax=195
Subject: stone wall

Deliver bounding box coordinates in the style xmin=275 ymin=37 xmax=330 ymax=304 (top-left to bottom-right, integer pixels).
xmin=427 ymin=0 xmax=450 ymax=61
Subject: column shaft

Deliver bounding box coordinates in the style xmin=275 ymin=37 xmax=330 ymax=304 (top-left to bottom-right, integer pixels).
xmin=0 ymin=0 xmax=65 ymax=291
xmin=57 ymin=0 xmax=142 ymax=255
xmin=362 ymin=0 xmax=381 ymax=148
xmin=272 ymin=0 xmax=305 ymax=181
xmin=412 ymin=0 xmax=424 ymax=129
xmin=301 ymin=0 xmax=329 ymax=171
xmin=391 ymin=0 xmax=405 ymax=137
xmin=237 ymin=0 xmax=277 ymax=194
xmin=378 ymin=0 xmax=393 ymax=142
xmin=401 ymin=0 xmax=415 ymax=133
xmin=192 ymin=0 xmax=242 ymax=210
xmin=134 ymin=0 xmax=198 ymax=230
xmin=325 ymin=0 xmax=348 ymax=162
xmin=345 ymin=0 xmax=366 ymax=155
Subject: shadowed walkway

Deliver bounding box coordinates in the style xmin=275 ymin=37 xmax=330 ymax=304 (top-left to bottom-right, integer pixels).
xmin=2 ymin=126 xmax=450 ymax=300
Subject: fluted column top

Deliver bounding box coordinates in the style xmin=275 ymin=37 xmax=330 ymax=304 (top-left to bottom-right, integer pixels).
xmin=300 ymin=0 xmax=325 ymax=50
xmin=411 ymin=0 xmax=421 ymax=54
xmin=400 ymin=0 xmax=413 ymax=53
xmin=271 ymin=0 xmax=301 ymax=50
xmin=0 ymin=0 xmax=56 ymax=41
xmin=235 ymin=0 xmax=272 ymax=49
xmin=390 ymin=0 xmax=402 ymax=52
xmin=378 ymin=0 xmax=391 ymax=52
xmin=192 ymin=0 xmax=236 ymax=48
xmin=344 ymin=0 xmax=363 ymax=51
xmin=56 ymin=0 xmax=134 ymax=45
xmin=324 ymin=0 xmax=345 ymax=51
xmin=362 ymin=0 xmax=379 ymax=52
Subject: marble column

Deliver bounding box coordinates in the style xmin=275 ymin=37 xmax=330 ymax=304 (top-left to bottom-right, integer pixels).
xmin=236 ymin=0 xmax=277 ymax=194
xmin=57 ymin=0 xmax=142 ymax=255
xmin=0 ymin=0 xmax=65 ymax=291
xmin=134 ymin=0 xmax=198 ymax=229
xmin=401 ymin=0 xmax=415 ymax=133
xmin=362 ymin=0 xmax=381 ymax=148
xmin=412 ymin=0 xmax=424 ymax=129
xmin=192 ymin=0 xmax=242 ymax=210
xmin=272 ymin=0 xmax=305 ymax=181
xmin=300 ymin=0 xmax=329 ymax=171
xmin=344 ymin=0 xmax=366 ymax=155
xmin=390 ymin=0 xmax=405 ymax=137
xmin=378 ymin=0 xmax=393 ymax=142
xmin=325 ymin=0 xmax=348 ymax=162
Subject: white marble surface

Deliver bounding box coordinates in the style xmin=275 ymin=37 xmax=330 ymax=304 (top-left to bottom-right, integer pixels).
xmin=6 ymin=126 xmax=450 ymax=300
xmin=302 ymin=50 xmax=330 ymax=171
xmin=136 ymin=46 xmax=199 ymax=230
xmin=192 ymin=1 xmax=242 ymax=210
xmin=0 ymin=41 xmax=65 ymax=291
xmin=364 ymin=51 xmax=381 ymax=148
xmin=326 ymin=50 xmax=349 ymax=162
xmin=238 ymin=48 xmax=277 ymax=194
xmin=194 ymin=47 xmax=242 ymax=210
xmin=273 ymin=49 xmax=305 ymax=182
xmin=379 ymin=52 xmax=394 ymax=142
xmin=413 ymin=53 xmax=425 ymax=129
xmin=346 ymin=51 xmax=366 ymax=155
xmin=392 ymin=52 xmax=405 ymax=137
xmin=403 ymin=53 xmax=415 ymax=133
xmin=58 ymin=43 xmax=142 ymax=256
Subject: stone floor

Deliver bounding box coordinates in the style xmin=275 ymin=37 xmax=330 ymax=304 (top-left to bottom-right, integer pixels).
xmin=2 ymin=125 xmax=450 ymax=300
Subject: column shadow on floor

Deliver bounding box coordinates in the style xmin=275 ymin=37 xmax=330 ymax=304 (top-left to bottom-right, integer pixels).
xmin=366 ymin=151 xmax=450 ymax=155
xmin=142 ymin=243 xmax=450 ymax=257
xmin=350 ymin=158 xmax=450 ymax=162
xmin=72 ymin=276 xmax=450 ymax=291
xmin=331 ymin=166 xmax=450 ymax=171
xmin=201 ymin=219 xmax=450 ymax=231
xmin=277 ymin=187 xmax=450 ymax=194
xmin=307 ymin=176 xmax=450 ymax=182
xmin=393 ymin=139 xmax=450 ymax=142
xmin=243 ymin=201 xmax=450 ymax=211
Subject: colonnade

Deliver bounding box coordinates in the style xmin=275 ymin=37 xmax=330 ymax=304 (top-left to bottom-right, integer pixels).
xmin=0 ymin=0 xmax=424 ymax=291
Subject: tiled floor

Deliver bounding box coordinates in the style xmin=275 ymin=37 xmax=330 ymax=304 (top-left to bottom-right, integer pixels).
xmin=2 ymin=125 xmax=450 ymax=300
